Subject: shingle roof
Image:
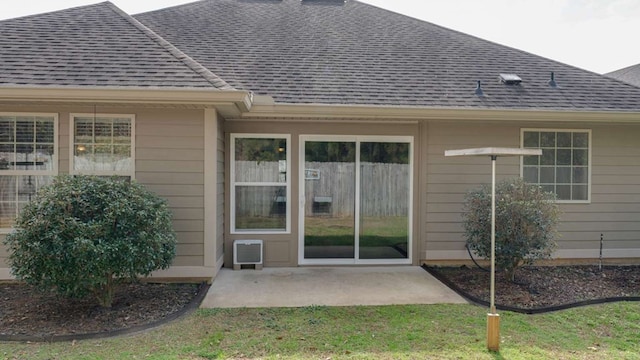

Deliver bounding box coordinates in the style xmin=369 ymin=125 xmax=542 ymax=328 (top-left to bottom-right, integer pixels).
xmin=136 ymin=0 xmax=640 ymax=110
xmin=606 ymin=64 xmax=640 ymax=88
xmin=0 ymin=2 xmax=233 ymax=89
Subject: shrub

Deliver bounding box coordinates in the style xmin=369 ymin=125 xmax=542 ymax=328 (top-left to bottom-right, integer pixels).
xmin=462 ymin=177 xmax=560 ymax=282
xmin=4 ymin=175 xmax=177 ymax=307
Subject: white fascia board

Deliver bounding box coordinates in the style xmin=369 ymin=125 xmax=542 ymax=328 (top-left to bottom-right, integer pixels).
xmin=244 ymin=102 xmax=640 ymax=123
xmin=0 ymin=87 xmax=252 ymax=113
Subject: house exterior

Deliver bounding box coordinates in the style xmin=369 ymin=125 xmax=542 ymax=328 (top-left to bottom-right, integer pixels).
xmin=1 ymin=0 xmax=639 ymax=281
xmin=607 ymin=64 xmax=640 ymax=88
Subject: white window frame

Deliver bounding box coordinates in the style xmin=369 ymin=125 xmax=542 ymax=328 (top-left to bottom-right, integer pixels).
xmin=230 ymin=133 xmax=291 ymax=234
xmin=0 ymin=113 xmax=58 ymax=233
xmin=520 ymin=128 xmax=592 ymax=204
xmin=69 ymin=114 xmax=135 ymax=178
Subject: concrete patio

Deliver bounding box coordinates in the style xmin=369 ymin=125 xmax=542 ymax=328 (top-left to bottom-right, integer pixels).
xmin=200 ymin=266 xmax=467 ymax=308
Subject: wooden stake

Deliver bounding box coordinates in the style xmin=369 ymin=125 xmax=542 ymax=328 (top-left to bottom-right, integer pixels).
xmin=487 ymin=313 xmax=500 ymax=351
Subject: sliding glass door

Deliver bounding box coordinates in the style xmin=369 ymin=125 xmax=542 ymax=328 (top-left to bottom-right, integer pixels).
xmin=300 ymin=136 xmax=412 ymax=264
xmin=359 ymin=141 xmax=411 ymax=260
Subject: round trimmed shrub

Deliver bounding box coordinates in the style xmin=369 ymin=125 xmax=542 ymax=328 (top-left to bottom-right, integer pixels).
xmin=462 ymin=177 xmax=560 ymax=282
xmin=4 ymin=175 xmax=177 ymax=307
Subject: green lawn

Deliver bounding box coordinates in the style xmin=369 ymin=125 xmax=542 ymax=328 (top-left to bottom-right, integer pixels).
xmin=3 ymin=302 xmax=639 ymax=359
xmin=305 ymin=216 xmax=408 ymax=247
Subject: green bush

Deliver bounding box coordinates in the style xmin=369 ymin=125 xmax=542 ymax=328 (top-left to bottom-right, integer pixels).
xmin=4 ymin=175 xmax=177 ymax=307
xmin=462 ymin=177 xmax=560 ymax=282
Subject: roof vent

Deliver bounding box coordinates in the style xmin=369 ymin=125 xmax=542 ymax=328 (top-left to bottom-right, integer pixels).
xmin=499 ymin=73 xmax=522 ymax=85
xmin=548 ymin=72 xmax=557 ymax=87
xmin=475 ymin=80 xmax=484 ymax=96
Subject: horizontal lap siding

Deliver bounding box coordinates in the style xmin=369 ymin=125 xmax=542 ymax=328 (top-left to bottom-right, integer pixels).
xmin=424 ymin=123 xmax=520 ymax=260
xmin=571 ymin=124 xmax=640 ymax=258
xmin=59 ymin=117 xmax=70 ymax=174
xmin=0 ymin=106 xmax=207 ymax=276
xmin=0 ymin=237 xmax=7 ymax=267
xmin=424 ymin=122 xmax=640 ymax=261
xmin=136 ymin=109 xmax=206 ymax=267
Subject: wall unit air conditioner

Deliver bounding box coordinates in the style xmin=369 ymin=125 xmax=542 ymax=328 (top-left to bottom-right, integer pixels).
xmin=233 ymin=239 xmax=263 ymax=270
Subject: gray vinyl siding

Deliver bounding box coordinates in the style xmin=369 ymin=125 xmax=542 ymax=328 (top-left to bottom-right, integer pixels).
xmin=58 ymin=116 xmax=70 ymax=175
xmin=565 ymin=124 xmax=640 ymax=256
xmin=0 ymin=106 xmax=208 ymax=275
xmin=424 ymin=123 xmax=520 ymax=260
xmin=136 ymin=109 xmax=206 ymax=267
xmin=0 ymin=240 xmax=7 ymax=267
xmin=423 ymin=121 xmax=640 ymax=262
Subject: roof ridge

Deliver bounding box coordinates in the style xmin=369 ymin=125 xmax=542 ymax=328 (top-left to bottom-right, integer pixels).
xmin=352 ymin=0 xmax=616 ymax=80
xmin=606 ymin=63 xmax=640 ymax=76
xmin=104 ymin=1 xmax=235 ymax=91
xmin=604 ymin=64 xmax=640 ymax=89
xmin=134 ymin=0 xmax=206 ymax=17
xmin=0 ymin=1 xmax=106 ymax=23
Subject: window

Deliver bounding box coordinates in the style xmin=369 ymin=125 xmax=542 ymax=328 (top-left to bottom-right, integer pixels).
xmin=231 ymin=134 xmax=290 ymax=233
xmin=521 ymin=129 xmax=591 ymax=202
xmin=0 ymin=114 xmax=57 ymax=230
xmin=70 ymin=114 xmax=134 ymax=178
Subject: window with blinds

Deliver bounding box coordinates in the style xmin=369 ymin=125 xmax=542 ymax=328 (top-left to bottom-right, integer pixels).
xmin=0 ymin=114 xmax=57 ymax=229
xmin=70 ymin=114 xmax=135 ymax=178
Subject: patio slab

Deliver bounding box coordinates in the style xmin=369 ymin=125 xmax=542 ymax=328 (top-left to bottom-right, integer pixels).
xmin=200 ymin=266 xmax=467 ymax=308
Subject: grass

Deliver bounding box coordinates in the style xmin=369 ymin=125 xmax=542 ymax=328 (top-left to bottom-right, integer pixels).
xmin=305 ymin=216 xmax=408 ymax=247
xmin=2 ymin=302 xmax=640 ymax=359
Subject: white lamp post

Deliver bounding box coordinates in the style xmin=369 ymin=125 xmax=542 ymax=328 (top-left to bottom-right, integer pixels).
xmin=444 ymin=147 xmax=542 ymax=352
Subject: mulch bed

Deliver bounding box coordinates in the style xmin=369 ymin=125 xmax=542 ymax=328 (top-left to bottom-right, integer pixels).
xmin=0 ymin=282 xmax=202 ymax=340
xmin=428 ymin=265 xmax=640 ymax=311
xmin=2 ymin=265 xmax=640 ymax=341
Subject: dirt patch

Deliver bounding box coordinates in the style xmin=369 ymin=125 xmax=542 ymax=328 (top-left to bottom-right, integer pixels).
xmin=432 ymin=265 xmax=640 ymax=309
xmin=0 ymin=282 xmax=200 ymax=339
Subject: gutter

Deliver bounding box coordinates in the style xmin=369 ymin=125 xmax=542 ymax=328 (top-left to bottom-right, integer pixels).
xmin=243 ymin=96 xmax=640 ymax=123
xmin=2 ymin=87 xmax=638 ymax=123
xmin=0 ymin=87 xmax=253 ymax=118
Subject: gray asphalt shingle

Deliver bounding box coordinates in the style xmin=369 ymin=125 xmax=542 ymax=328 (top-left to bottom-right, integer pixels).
xmin=607 ymin=64 xmax=640 ymax=88
xmin=136 ymin=0 xmax=640 ymax=110
xmin=2 ymin=0 xmax=639 ymax=111
xmin=0 ymin=2 xmax=232 ymax=89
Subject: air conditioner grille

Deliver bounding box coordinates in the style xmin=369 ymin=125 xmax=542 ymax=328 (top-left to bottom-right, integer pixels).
xmin=234 ymin=240 xmax=263 ymax=269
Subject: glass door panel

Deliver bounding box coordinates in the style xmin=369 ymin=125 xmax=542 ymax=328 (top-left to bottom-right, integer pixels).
xmin=359 ymin=142 xmax=410 ymax=259
xmin=303 ymin=141 xmax=356 ymax=259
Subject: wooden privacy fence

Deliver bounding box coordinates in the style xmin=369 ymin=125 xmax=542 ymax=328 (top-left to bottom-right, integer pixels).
xmin=235 ymin=161 xmax=410 ymax=218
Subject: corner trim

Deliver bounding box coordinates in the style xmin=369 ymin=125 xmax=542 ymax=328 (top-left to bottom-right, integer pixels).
xmin=204 ymin=109 xmax=218 ymax=269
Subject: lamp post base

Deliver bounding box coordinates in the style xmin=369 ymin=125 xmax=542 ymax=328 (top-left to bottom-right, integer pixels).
xmin=487 ymin=313 xmax=500 ymax=351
